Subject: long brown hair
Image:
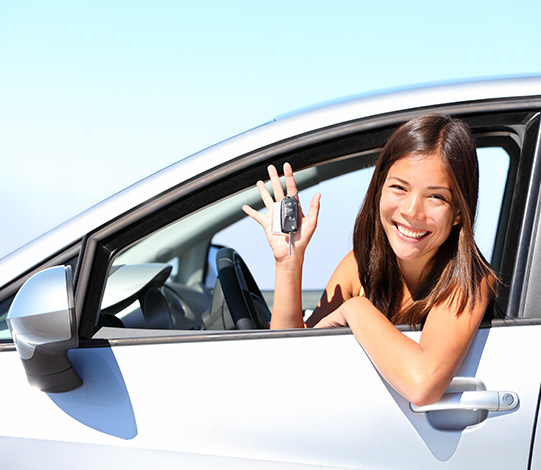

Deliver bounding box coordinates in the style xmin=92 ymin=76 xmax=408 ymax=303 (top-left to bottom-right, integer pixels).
xmin=353 ymin=114 xmax=496 ymax=326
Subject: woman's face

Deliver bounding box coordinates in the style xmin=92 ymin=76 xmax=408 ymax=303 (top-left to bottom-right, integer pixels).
xmin=379 ymin=153 xmax=458 ymax=272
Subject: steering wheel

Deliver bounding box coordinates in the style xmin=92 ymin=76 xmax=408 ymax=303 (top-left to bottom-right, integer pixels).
xmin=216 ymin=247 xmax=272 ymax=329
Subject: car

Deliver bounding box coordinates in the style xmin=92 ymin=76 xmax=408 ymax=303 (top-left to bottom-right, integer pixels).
xmin=1 ymin=76 xmax=541 ymax=469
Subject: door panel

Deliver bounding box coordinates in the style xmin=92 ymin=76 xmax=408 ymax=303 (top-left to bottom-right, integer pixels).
xmin=0 ymin=324 xmax=539 ymax=468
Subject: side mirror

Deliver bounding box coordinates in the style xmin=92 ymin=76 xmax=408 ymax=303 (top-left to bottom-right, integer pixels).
xmin=7 ymin=265 xmax=82 ymax=393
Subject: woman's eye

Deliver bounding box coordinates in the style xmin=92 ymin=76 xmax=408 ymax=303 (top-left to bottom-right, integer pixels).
xmin=430 ymin=194 xmax=448 ymax=202
xmin=390 ymin=184 xmax=406 ymax=191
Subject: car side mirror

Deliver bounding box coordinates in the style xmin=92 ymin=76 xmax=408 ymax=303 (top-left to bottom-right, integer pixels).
xmin=7 ymin=265 xmax=82 ymax=393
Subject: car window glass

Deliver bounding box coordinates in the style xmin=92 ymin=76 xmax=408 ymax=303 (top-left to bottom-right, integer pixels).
xmin=0 ymin=295 xmax=15 ymax=340
xmin=475 ymin=147 xmax=509 ymax=261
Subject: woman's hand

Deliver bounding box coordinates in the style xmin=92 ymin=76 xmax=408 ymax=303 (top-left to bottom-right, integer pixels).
xmin=242 ymin=163 xmax=320 ymax=264
xmin=313 ymin=307 xmax=348 ymax=328
xmin=313 ymin=296 xmax=370 ymax=328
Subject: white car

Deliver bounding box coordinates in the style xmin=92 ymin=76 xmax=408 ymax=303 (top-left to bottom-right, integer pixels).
xmin=1 ymin=77 xmax=541 ymax=469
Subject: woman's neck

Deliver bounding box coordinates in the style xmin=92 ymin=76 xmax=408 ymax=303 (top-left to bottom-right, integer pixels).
xmin=398 ymin=257 xmax=432 ymax=299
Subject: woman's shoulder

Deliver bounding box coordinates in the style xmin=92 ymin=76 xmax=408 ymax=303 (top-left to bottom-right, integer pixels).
xmin=334 ymin=251 xmax=363 ymax=298
xmin=306 ymin=251 xmax=363 ymax=327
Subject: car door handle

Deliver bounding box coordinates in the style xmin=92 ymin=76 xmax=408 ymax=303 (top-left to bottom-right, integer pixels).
xmin=410 ymin=390 xmax=519 ymax=413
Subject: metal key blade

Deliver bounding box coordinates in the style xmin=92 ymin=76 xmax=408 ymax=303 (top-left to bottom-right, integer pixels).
xmin=289 ymin=233 xmax=292 ymax=256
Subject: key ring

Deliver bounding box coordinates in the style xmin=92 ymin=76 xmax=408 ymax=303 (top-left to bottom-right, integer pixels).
xmin=287 ymin=190 xmax=298 ymax=198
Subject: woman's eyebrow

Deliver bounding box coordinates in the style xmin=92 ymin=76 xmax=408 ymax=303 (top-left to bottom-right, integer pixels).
xmin=427 ymin=185 xmax=452 ymax=192
xmin=387 ymin=176 xmax=407 ymax=184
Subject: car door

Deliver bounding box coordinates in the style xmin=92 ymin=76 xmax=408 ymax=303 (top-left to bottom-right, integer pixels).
xmin=100 ymin=323 xmax=540 ymax=468
xmin=1 ymin=319 xmax=540 ymax=468
xmin=2 ymin=104 xmax=541 ymax=469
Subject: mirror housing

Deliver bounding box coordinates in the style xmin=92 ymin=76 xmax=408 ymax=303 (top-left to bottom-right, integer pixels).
xmin=7 ymin=265 xmax=82 ymax=393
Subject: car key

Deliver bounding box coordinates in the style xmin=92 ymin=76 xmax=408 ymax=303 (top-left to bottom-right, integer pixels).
xmin=281 ymin=196 xmax=299 ymax=255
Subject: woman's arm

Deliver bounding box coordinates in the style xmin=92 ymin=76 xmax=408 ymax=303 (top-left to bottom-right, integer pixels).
xmin=242 ymin=163 xmax=320 ymax=329
xmin=314 ymin=279 xmax=490 ymax=406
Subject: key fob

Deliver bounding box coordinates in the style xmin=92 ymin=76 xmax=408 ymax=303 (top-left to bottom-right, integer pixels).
xmin=281 ymin=197 xmax=299 ymax=233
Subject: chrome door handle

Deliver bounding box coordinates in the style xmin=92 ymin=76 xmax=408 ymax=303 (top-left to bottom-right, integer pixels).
xmin=410 ymin=390 xmax=519 ymax=413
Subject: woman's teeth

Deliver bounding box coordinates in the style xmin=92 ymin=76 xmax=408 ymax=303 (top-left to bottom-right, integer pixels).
xmin=396 ymin=224 xmax=429 ymax=239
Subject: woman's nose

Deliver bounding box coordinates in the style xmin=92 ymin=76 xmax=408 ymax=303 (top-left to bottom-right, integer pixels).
xmin=401 ymin=194 xmax=424 ymax=219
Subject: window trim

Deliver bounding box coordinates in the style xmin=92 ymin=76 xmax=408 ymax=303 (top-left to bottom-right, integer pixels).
xmin=76 ymin=107 xmax=541 ymax=339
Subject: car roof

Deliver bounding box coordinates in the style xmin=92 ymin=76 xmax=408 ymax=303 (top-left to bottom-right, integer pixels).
xmin=2 ymin=76 xmax=541 ymax=289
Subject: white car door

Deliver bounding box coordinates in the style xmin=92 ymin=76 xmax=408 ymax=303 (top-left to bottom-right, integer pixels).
xmin=1 ymin=323 xmax=538 ymax=469
xmin=102 ymin=324 xmax=539 ymax=468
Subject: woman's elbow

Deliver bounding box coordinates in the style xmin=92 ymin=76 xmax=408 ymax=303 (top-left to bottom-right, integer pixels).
xmin=408 ymin=390 xmax=442 ymax=408
xmin=402 ymin=376 xmax=447 ymax=407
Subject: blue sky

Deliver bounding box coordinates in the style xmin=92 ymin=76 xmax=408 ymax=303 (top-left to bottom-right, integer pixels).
xmin=1 ymin=0 xmax=540 ymax=259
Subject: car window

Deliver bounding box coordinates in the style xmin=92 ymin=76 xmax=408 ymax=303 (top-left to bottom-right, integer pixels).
xmin=475 ymin=147 xmax=510 ymax=261
xmin=101 ymin=146 xmax=510 ymax=332
xmin=0 ymin=295 xmax=15 ymax=340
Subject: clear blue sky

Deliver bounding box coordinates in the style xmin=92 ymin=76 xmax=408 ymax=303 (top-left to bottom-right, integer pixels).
xmin=1 ymin=0 xmax=540 ymax=259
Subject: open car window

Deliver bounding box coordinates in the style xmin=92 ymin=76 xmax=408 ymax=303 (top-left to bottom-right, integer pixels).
xmin=100 ymin=145 xmax=511 ymax=334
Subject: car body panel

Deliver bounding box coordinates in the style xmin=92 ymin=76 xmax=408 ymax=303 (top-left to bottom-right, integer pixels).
xmin=0 ymin=439 xmax=350 ymax=470
xmin=0 ymin=324 xmax=539 ymax=468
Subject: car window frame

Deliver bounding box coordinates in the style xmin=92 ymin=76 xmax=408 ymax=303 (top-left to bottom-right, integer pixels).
xmin=73 ymin=106 xmax=541 ymax=341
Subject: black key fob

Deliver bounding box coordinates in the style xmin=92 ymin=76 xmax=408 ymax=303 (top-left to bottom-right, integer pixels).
xmin=281 ymin=197 xmax=299 ymax=233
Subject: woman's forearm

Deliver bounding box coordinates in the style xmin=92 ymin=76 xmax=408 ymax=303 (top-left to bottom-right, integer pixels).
xmin=341 ymin=296 xmax=482 ymax=406
xmin=270 ymin=258 xmax=305 ymax=329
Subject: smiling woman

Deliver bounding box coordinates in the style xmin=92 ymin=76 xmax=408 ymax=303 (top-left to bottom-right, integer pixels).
xmin=352 ymin=115 xmax=495 ymax=328
xmin=243 ymin=114 xmax=497 ymax=407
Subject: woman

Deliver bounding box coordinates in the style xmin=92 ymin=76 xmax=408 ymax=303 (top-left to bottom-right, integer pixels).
xmin=242 ymin=114 xmax=497 ymax=406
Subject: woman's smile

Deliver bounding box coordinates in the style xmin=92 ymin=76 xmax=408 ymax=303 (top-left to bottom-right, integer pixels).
xmin=394 ymin=222 xmax=430 ymax=241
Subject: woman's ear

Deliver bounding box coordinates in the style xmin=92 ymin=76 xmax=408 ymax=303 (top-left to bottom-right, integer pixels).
xmin=453 ymin=211 xmax=461 ymax=226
